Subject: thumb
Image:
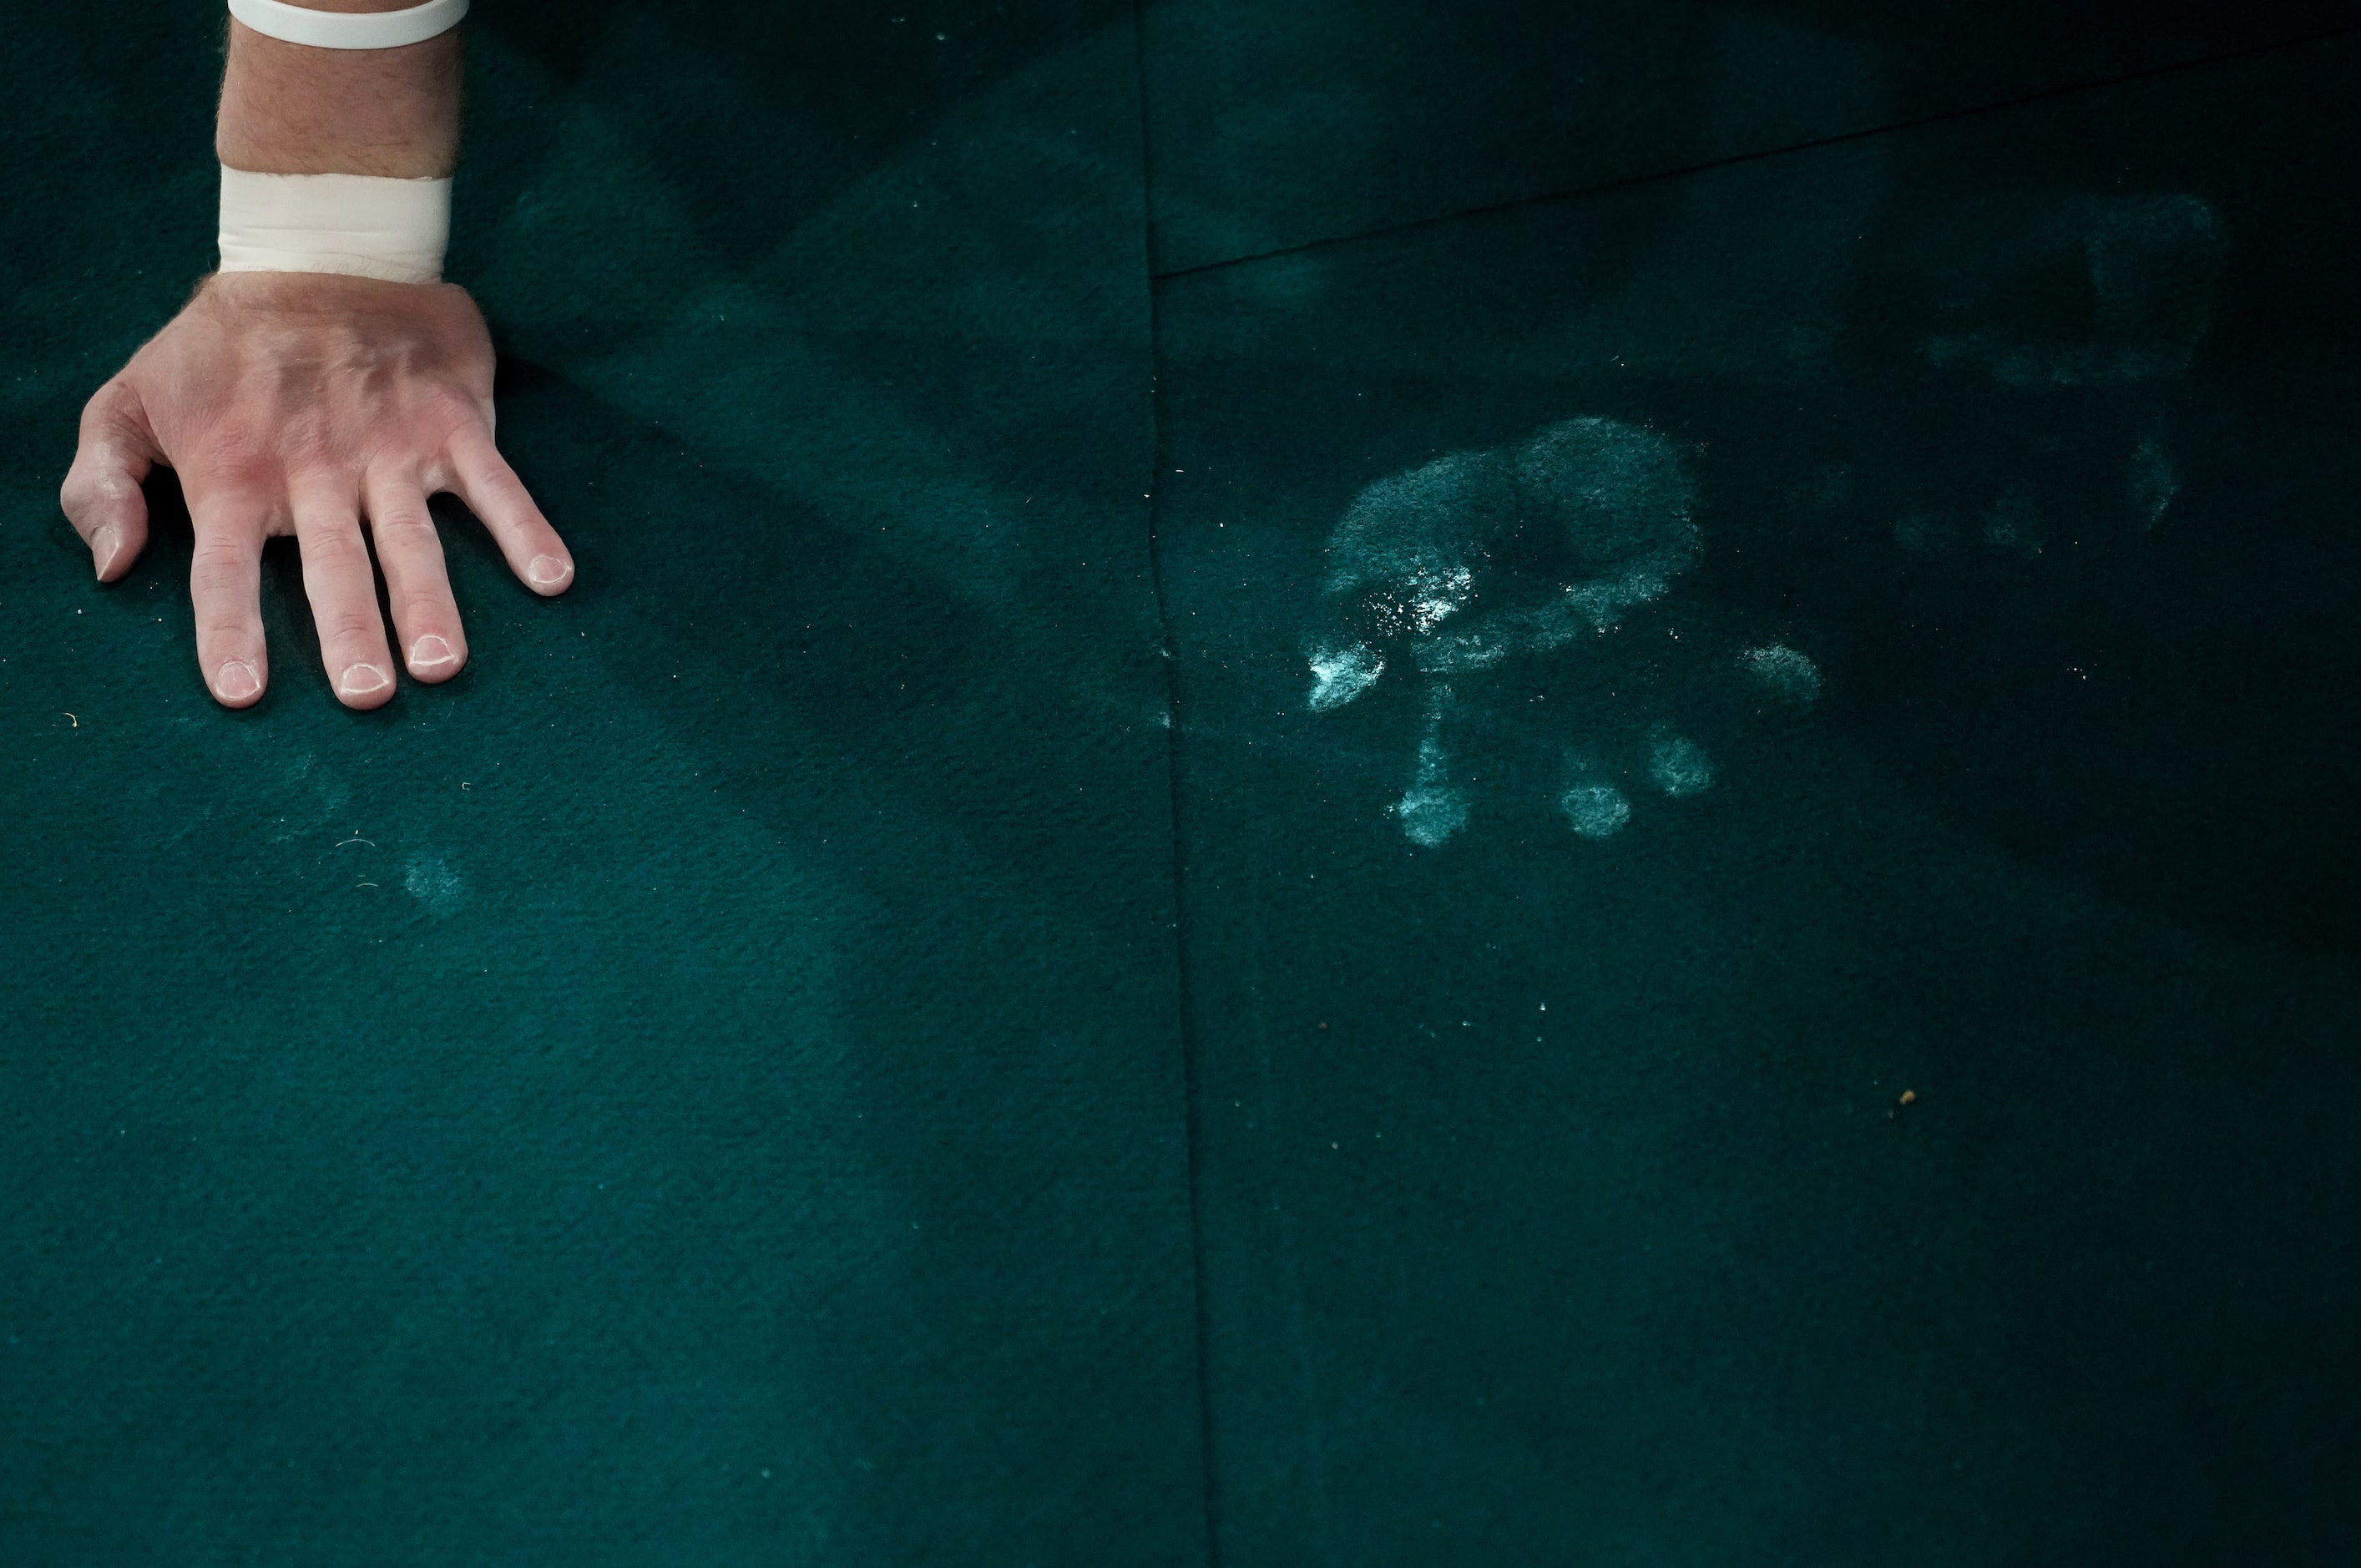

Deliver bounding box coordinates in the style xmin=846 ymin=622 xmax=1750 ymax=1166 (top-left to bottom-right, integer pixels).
xmin=61 ymin=380 xmax=159 ymax=583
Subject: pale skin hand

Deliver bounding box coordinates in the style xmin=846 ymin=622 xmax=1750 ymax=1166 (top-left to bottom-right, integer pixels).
xmin=63 ymin=273 xmax=571 ymax=706
xmin=58 ymin=1 xmax=569 ymax=711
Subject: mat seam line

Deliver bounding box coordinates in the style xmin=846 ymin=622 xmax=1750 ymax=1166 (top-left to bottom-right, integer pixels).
xmin=1131 ymin=2 xmax=1224 ymax=1562
xmin=1148 ymin=18 xmax=2361 ymax=285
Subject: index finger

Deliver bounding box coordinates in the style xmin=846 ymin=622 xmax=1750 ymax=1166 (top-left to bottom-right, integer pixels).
xmin=442 ymin=426 xmax=573 ymax=595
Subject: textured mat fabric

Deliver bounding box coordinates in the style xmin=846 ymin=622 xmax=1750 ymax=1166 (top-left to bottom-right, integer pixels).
xmin=0 ymin=3 xmax=1204 ymax=1562
xmin=1152 ymin=32 xmax=2361 ymax=1565
xmin=1138 ymin=0 xmax=2361 ymax=272
xmin=7 ymin=3 xmax=2361 ymax=1562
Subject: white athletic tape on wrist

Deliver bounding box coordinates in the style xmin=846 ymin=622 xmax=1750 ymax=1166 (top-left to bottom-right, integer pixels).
xmin=219 ymin=167 xmax=451 ymax=285
xmin=227 ymin=0 xmax=468 ymax=50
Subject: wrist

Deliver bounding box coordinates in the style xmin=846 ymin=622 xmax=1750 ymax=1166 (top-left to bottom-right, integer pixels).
xmin=215 ymin=8 xmax=462 ymax=179
xmin=218 ymin=166 xmax=452 ymax=285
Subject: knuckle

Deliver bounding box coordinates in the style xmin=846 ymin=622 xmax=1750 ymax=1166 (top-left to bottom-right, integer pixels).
xmin=399 ymin=589 xmax=453 ymax=627
xmin=200 ymin=419 xmax=265 ymax=464
xmin=190 ymin=549 xmax=255 ymax=593
xmin=417 ymin=385 xmax=484 ymax=432
xmin=321 ymin=609 xmax=382 ymax=645
xmin=78 ymin=379 xmax=133 ymax=429
xmin=273 ymin=407 xmax=336 ymax=464
xmin=284 ymin=453 xmax=361 ymax=498
xmin=298 ymin=504 xmax=367 ymax=544
xmin=62 ymin=468 xmax=136 ymax=513
xmin=199 ymin=447 xmax=276 ymax=494
xmin=195 ymin=612 xmax=255 ymax=645
xmin=370 ymin=507 xmax=438 ymax=545
xmin=190 ymin=536 xmax=248 ymax=573
xmin=306 ymin=543 xmax=372 ymax=582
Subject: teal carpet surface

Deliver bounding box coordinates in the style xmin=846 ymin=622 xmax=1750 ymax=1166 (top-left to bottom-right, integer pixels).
xmin=3 ymin=3 xmax=2357 ymax=1561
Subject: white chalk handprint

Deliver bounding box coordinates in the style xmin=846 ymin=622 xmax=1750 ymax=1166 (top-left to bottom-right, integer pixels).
xmin=1307 ymin=417 xmax=1817 ymax=847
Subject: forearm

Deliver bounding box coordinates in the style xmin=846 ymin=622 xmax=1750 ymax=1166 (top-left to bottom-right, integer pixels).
xmin=217 ymin=3 xmax=461 ymax=178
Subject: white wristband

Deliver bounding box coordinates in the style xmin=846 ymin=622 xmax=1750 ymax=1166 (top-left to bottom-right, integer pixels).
xmin=227 ymin=0 xmax=468 ymax=50
xmin=219 ymin=167 xmax=452 ymax=285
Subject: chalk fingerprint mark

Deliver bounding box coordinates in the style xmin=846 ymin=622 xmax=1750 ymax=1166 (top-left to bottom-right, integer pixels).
xmin=1560 ymin=777 xmax=1632 ymax=841
xmin=404 ymin=854 xmax=468 ymax=919
xmin=1393 ymin=685 xmax=1471 ymax=848
xmin=1648 ymin=731 xmax=1715 ymax=797
xmin=1740 ymin=644 xmax=1822 ymax=709
xmin=2127 ymin=436 xmax=2178 ymax=530
xmin=1307 ymin=641 xmax=1383 ymax=713
xmin=1926 ymin=194 xmax=2229 ymax=389
xmin=1984 ymin=486 xmax=2044 ymax=559
xmin=1915 ymin=195 xmax=2222 ymax=554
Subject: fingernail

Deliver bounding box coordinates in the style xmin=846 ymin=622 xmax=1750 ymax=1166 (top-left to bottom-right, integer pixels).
xmin=527 ymin=554 xmax=572 ymax=589
xmin=91 ymin=524 xmax=121 ymax=579
xmin=215 ymin=660 xmax=261 ymax=702
xmin=408 ymin=635 xmax=458 ymax=671
xmin=337 ymin=663 xmax=393 ymax=699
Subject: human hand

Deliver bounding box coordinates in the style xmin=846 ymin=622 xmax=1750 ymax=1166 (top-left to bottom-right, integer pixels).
xmin=60 ymin=271 xmax=573 ymax=709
